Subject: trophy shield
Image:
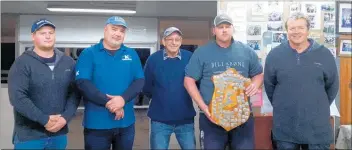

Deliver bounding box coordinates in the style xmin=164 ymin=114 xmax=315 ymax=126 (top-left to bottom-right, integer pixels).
xmin=209 ymin=68 xmax=252 ymax=131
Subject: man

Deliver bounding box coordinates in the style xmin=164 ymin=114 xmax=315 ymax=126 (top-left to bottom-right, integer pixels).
xmin=143 ymin=27 xmax=196 ymax=149
xmin=264 ymin=12 xmax=339 ymax=150
xmin=184 ymin=14 xmax=264 ymax=149
xmin=8 ymin=18 xmax=79 ymax=149
xmin=75 ymin=16 xmax=144 ymax=150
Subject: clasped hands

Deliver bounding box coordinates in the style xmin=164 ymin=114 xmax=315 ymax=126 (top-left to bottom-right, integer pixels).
xmin=105 ymin=94 xmax=125 ymax=120
xmin=44 ymin=115 xmax=67 ymax=133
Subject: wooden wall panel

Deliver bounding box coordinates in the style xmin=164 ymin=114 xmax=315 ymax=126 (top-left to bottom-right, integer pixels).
xmin=339 ymin=57 xmax=352 ymax=125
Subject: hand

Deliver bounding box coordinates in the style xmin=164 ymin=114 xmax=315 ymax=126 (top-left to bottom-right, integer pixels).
xmin=200 ymin=104 xmax=216 ymax=124
xmin=114 ymin=108 xmax=124 ymax=120
xmin=106 ymin=94 xmax=125 ymax=113
xmin=46 ymin=117 xmax=67 ymax=133
xmin=44 ymin=115 xmax=61 ymax=129
xmin=245 ymin=83 xmax=259 ymax=97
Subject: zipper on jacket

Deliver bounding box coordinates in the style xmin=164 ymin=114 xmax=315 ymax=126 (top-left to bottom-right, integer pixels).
xmin=52 ymin=72 xmax=54 ymax=80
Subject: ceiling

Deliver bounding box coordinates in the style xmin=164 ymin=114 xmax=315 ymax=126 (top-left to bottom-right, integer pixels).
xmin=1 ymin=1 xmax=216 ymax=39
xmin=1 ymin=1 xmax=217 ymax=17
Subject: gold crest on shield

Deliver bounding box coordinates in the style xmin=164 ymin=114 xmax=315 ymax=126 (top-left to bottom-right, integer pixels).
xmin=209 ymin=68 xmax=251 ymax=131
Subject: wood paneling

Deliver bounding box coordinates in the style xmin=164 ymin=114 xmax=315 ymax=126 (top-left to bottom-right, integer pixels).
xmin=340 ymin=57 xmax=352 ymax=125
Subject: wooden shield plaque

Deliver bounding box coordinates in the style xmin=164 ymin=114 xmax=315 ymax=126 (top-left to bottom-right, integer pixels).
xmin=209 ymin=68 xmax=252 ymax=131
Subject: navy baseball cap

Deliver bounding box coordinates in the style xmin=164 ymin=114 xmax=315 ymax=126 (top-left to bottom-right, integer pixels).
xmin=31 ymin=19 xmax=56 ymax=33
xmin=163 ymin=27 xmax=183 ymax=38
xmin=106 ymin=16 xmax=127 ymax=28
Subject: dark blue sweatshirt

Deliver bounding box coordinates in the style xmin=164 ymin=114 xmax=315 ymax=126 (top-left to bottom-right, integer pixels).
xmin=264 ymin=39 xmax=339 ymax=144
xmin=8 ymin=47 xmax=80 ymax=142
xmin=143 ymin=49 xmax=196 ymax=125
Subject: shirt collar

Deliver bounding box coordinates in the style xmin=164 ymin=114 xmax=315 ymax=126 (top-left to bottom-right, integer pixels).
xmin=99 ymin=38 xmax=126 ymax=51
xmin=287 ymin=38 xmax=314 ymax=53
xmin=163 ymin=49 xmax=181 ymax=60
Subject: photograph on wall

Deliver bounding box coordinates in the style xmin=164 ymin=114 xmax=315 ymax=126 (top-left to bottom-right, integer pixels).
xmin=321 ymin=4 xmax=335 ymax=12
xmin=267 ymin=22 xmax=283 ymax=31
xmin=323 ymin=23 xmax=335 ymax=34
xmin=262 ymin=31 xmax=273 ymax=46
xmin=337 ymin=2 xmax=352 ymax=33
xmin=340 ymin=40 xmax=352 ymax=56
xmin=307 ymin=14 xmax=321 ymax=29
xmin=251 ymin=2 xmax=265 ymax=16
xmin=290 ymin=3 xmax=301 ymax=14
xmin=247 ymin=24 xmax=261 ymax=36
xmin=302 ymin=2 xmax=321 ymax=29
xmin=324 ymin=36 xmax=335 ymax=45
xmin=272 ymin=32 xmax=287 ymax=43
xmin=268 ymin=11 xmax=282 ymax=21
xmin=247 ymin=40 xmax=261 ymax=50
xmin=324 ymin=12 xmax=335 ymax=22
xmin=305 ymin=4 xmax=317 ymax=14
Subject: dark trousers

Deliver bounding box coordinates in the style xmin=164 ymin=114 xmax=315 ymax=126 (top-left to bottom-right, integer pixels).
xmin=199 ymin=113 xmax=255 ymax=150
xmin=276 ymin=140 xmax=330 ymax=150
xmin=84 ymin=124 xmax=135 ymax=150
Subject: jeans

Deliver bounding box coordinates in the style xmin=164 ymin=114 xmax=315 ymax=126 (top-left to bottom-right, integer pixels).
xmin=199 ymin=113 xmax=255 ymax=150
xmin=14 ymin=134 xmax=67 ymax=149
xmin=84 ymin=123 xmax=135 ymax=150
xmin=150 ymin=121 xmax=196 ymax=149
xmin=276 ymin=140 xmax=330 ymax=150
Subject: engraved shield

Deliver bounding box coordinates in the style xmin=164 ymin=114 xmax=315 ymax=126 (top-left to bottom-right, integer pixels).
xmin=209 ymin=68 xmax=252 ymax=131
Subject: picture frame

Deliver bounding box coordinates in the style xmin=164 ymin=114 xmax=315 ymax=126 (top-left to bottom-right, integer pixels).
xmin=339 ymin=39 xmax=352 ymax=57
xmin=336 ymin=1 xmax=352 ymax=34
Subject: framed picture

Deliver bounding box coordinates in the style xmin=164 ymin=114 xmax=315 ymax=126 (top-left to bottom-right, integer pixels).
xmin=336 ymin=1 xmax=352 ymax=34
xmin=339 ymin=39 xmax=352 ymax=56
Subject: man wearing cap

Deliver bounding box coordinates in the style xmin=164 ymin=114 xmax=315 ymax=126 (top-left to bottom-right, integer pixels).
xmin=184 ymin=14 xmax=264 ymax=149
xmin=143 ymin=27 xmax=196 ymax=149
xmin=75 ymin=16 xmax=144 ymax=150
xmin=8 ymin=19 xmax=80 ymax=149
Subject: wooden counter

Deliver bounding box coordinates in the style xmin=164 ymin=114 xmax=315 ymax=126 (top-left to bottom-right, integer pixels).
xmin=253 ymin=113 xmax=335 ymax=149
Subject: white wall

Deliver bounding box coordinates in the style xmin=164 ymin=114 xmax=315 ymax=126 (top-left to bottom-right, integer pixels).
xmin=18 ymin=15 xmax=158 ymax=44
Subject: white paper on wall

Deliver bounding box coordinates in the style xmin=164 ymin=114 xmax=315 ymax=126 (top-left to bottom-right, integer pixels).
xmin=330 ymin=100 xmax=340 ymax=117
xmin=301 ymin=2 xmax=322 ymax=30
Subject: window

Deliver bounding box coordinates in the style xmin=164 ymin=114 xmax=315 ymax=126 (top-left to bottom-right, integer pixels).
xmin=1 ymin=43 xmax=15 ymax=83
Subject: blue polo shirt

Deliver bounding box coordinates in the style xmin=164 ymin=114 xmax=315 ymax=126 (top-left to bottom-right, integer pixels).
xmin=75 ymin=39 xmax=144 ymax=129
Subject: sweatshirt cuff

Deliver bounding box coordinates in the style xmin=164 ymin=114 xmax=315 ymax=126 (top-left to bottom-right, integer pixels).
xmin=38 ymin=114 xmax=50 ymax=126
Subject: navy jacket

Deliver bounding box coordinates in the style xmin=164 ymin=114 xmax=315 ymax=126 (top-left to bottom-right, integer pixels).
xmin=264 ymin=39 xmax=339 ymax=144
xmin=8 ymin=47 xmax=80 ymax=142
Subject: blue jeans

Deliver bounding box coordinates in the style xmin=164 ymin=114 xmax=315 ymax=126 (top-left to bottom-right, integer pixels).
xmin=276 ymin=140 xmax=330 ymax=150
xmin=199 ymin=113 xmax=255 ymax=150
xmin=14 ymin=134 xmax=67 ymax=149
xmin=84 ymin=123 xmax=135 ymax=150
xmin=150 ymin=121 xmax=196 ymax=149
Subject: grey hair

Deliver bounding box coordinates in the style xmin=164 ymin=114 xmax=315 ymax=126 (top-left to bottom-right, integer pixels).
xmin=285 ymin=12 xmax=310 ymax=30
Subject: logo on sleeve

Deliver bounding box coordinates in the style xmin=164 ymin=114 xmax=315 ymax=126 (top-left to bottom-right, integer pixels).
xmin=76 ymin=71 xmax=79 ymax=76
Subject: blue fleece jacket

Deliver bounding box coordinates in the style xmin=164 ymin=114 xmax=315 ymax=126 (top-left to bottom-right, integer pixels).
xmin=8 ymin=47 xmax=80 ymax=142
xmin=264 ymin=39 xmax=339 ymax=144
